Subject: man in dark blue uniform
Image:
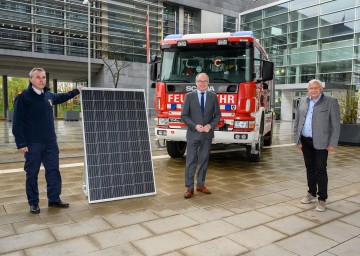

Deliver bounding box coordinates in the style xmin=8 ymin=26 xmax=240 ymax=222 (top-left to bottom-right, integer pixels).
xmin=12 ymin=68 xmax=82 ymax=214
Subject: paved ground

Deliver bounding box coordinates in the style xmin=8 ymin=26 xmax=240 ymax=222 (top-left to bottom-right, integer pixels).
xmin=0 ymin=118 xmax=359 ymax=255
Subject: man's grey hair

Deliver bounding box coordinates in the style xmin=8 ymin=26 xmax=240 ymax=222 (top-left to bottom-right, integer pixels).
xmin=308 ymin=79 xmax=324 ymax=88
xmin=195 ymin=72 xmax=209 ymax=82
xmin=29 ymin=68 xmax=46 ymax=78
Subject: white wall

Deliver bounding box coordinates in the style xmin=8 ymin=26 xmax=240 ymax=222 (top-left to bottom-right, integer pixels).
xmin=201 ymin=10 xmax=222 ymax=33
xmin=281 ymin=90 xmax=294 ymax=121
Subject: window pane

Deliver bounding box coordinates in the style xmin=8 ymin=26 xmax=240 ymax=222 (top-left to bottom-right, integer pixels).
xmin=319 ymin=60 xmax=352 ymax=73
xmin=289 ymin=51 xmax=317 ymax=65
xmin=264 ymin=3 xmax=289 ymax=17
xmin=241 ymin=10 xmax=262 ymax=23
xmin=290 ymin=0 xmax=317 ymax=11
xmin=319 ymin=72 xmax=351 ymax=83
xmin=290 ymin=17 xmax=318 ymax=32
xmin=290 ymin=6 xmax=319 ymax=21
xmin=320 ymin=9 xmax=355 ymax=26
xmin=288 ymin=42 xmax=318 ymax=54
xmin=241 ymin=20 xmax=262 ymax=30
xmin=262 ymin=24 xmax=287 ymax=37
xmin=264 ymin=13 xmax=288 ymax=27
xmin=320 ymin=0 xmax=355 ymax=15
xmin=319 ymin=22 xmax=354 ymax=38
xmin=320 ymin=47 xmax=353 ymax=62
xmin=223 ymin=15 xmax=236 ymax=32
xmin=289 ymin=28 xmax=318 ymax=43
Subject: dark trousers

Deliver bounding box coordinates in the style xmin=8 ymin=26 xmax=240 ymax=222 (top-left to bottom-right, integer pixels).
xmin=185 ymin=137 xmax=212 ymax=190
xmin=301 ymin=136 xmax=328 ymax=201
xmin=24 ymin=140 xmax=61 ymax=205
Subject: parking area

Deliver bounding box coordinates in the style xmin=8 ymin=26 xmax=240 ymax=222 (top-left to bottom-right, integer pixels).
xmin=0 ymin=119 xmax=359 ymax=255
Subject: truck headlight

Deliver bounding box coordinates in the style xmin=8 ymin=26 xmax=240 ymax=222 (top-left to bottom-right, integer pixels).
xmin=158 ymin=118 xmax=169 ymax=126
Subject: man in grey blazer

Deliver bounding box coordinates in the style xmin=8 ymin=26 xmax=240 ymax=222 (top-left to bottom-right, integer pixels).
xmin=181 ymin=73 xmax=221 ymax=199
xmin=294 ymin=79 xmax=340 ymax=211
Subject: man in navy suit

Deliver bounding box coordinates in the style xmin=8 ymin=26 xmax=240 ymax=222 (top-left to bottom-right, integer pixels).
xmin=181 ymin=73 xmax=221 ymax=199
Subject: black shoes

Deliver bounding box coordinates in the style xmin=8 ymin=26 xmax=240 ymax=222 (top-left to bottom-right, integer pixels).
xmin=30 ymin=204 xmax=40 ymax=214
xmin=48 ymin=199 xmax=69 ymax=208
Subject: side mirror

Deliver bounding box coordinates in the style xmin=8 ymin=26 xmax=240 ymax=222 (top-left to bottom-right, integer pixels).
xmin=150 ymin=55 xmax=160 ymax=82
xmin=150 ymin=63 xmax=157 ymax=81
xmin=262 ymin=61 xmax=274 ymax=81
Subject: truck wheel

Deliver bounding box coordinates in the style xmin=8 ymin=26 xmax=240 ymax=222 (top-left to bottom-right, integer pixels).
xmin=264 ymin=115 xmax=273 ymax=146
xmin=246 ymin=135 xmax=263 ymax=162
xmin=246 ymin=145 xmax=260 ymax=162
xmin=166 ymin=141 xmax=186 ymax=158
xmin=263 ymin=129 xmax=272 ymax=146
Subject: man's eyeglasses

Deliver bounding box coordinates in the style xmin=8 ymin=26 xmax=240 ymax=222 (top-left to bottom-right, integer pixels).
xmin=196 ymin=80 xmax=209 ymax=83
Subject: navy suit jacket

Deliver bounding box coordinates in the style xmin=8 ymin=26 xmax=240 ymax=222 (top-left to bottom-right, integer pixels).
xmin=181 ymin=90 xmax=221 ymax=140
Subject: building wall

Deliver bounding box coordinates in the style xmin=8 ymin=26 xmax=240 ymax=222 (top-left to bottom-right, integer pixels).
xmin=239 ymin=0 xmax=360 ymax=121
xmin=201 ymin=10 xmax=222 ymax=33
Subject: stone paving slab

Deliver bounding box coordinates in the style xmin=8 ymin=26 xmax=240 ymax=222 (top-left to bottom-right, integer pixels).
xmin=275 ymin=231 xmax=338 ymax=255
xmin=24 ymin=237 xmax=99 ymax=256
xmin=0 ymin=230 xmax=55 ymax=254
xmin=132 ymin=230 xmax=198 ymax=255
xmin=228 ymin=225 xmax=287 ymax=250
xmin=1 ymin=120 xmax=360 ymax=255
xmin=50 ymin=218 xmax=113 ymax=241
xmin=180 ymin=237 xmax=249 ymax=256
xmin=183 ymin=219 xmax=240 ymax=242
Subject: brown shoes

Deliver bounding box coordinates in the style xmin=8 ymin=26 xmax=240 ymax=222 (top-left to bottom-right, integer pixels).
xmin=196 ymin=185 xmax=211 ymax=194
xmin=184 ymin=189 xmax=194 ymax=199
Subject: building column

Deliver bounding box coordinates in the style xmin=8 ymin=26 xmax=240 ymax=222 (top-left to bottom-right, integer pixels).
xmin=53 ymin=79 xmax=58 ymax=117
xmin=178 ymin=6 xmax=184 ymax=34
xmin=2 ymin=75 xmax=8 ymax=118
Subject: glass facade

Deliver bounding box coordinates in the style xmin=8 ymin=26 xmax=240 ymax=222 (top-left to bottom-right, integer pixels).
xmin=223 ymin=15 xmax=237 ymax=32
xmin=0 ymin=0 xmax=163 ymax=63
xmin=240 ymin=0 xmax=360 ymax=88
xmin=163 ymin=4 xmax=201 ymax=37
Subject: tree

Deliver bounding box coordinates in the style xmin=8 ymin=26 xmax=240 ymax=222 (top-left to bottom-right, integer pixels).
xmin=7 ymin=77 xmax=28 ymax=110
xmin=100 ymin=46 xmax=130 ymax=88
xmin=339 ymin=89 xmax=358 ymax=124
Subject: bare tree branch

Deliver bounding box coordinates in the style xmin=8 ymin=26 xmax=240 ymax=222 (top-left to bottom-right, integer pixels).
xmin=100 ymin=46 xmax=130 ymax=88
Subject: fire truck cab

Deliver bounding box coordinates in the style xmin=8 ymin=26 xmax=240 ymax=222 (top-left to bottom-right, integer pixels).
xmin=150 ymin=31 xmax=274 ymax=162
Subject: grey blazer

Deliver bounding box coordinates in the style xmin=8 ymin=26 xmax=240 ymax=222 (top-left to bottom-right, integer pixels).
xmin=293 ymin=94 xmax=341 ymax=149
xmin=181 ymin=90 xmax=221 ymax=140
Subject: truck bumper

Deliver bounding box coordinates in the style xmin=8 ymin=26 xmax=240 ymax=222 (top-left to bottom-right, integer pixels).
xmin=155 ymin=128 xmax=259 ymax=145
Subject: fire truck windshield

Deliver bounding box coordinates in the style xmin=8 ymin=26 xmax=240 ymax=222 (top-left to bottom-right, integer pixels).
xmin=160 ymin=47 xmax=252 ymax=84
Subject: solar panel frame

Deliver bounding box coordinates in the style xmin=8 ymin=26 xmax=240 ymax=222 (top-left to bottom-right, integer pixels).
xmin=80 ymin=88 xmax=156 ymax=203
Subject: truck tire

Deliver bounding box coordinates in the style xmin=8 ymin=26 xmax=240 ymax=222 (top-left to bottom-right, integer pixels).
xmin=263 ymin=129 xmax=272 ymax=146
xmin=264 ymin=114 xmax=273 ymax=146
xmin=166 ymin=141 xmax=186 ymax=158
xmin=246 ymin=134 xmax=264 ymax=162
xmin=246 ymin=144 xmax=260 ymax=162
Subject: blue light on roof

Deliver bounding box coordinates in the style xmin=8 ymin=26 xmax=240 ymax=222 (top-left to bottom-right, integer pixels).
xmin=232 ymin=31 xmax=255 ymax=38
xmin=164 ymin=34 xmax=184 ymax=40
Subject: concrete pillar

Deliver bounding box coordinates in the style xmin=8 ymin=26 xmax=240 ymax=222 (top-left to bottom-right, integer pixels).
xmin=178 ymin=6 xmax=184 ymax=34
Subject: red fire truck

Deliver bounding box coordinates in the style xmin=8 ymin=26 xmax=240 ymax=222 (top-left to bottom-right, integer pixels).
xmin=150 ymin=31 xmax=274 ymax=162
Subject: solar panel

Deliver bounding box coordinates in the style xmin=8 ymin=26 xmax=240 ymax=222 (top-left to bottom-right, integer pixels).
xmin=80 ymin=88 xmax=156 ymax=203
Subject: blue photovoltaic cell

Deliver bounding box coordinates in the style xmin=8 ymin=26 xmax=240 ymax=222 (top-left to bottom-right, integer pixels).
xmin=81 ymin=88 xmax=156 ymax=203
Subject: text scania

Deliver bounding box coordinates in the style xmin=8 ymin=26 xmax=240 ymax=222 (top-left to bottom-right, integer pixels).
xmin=186 ymin=85 xmax=215 ymax=91
xmin=167 ymin=94 xmax=235 ymax=104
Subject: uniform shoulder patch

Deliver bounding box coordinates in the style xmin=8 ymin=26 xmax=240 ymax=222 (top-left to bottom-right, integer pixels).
xmin=18 ymin=90 xmax=23 ymax=95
